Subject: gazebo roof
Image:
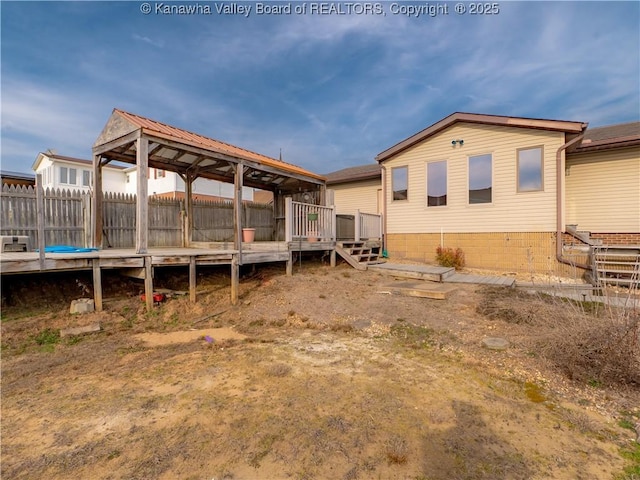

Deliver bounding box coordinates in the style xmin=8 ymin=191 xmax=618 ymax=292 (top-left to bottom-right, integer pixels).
xmin=93 ymin=108 xmax=325 ymax=193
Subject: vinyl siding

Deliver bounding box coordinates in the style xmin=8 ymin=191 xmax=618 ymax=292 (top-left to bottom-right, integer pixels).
xmin=566 ymin=147 xmax=640 ymax=233
xmin=383 ymin=123 xmax=565 ymax=234
xmin=330 ymin=179 xmax=381 ymax=215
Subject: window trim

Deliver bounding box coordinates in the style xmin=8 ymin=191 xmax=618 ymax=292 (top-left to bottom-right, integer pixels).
xmin=467 ymin=153 xmax=493 ymax=205
xmin=425 ymin=160 xmax=448 ymax=208
xmin=391 ymin=166 xmax=408 ymax=202
xmin=516 ymin=146 xmax=544 ymax=193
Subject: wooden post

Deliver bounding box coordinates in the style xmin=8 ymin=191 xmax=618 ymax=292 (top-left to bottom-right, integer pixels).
xmin=331 ymin=205 xmax=337 ymax=242
xmin=82 ymin=193 xmax=91 ymax=248
xmin=355 ymin=209 xmax=361 ymax=242
xmin=144 ymin=256 xmax=153 ymax=310
xmin=35 ymin=174 xmax=45 ymax=270
xmin=231 ymin=254 xmax=239 ymax=305
xmin=92 ymin=259 xmax=103 ymax=311
xmin=189 ymin=256 xmax=196 ymax=302
xmin=285 ymin=197 xmax=293 ymax=243
xmin=184 ymin=173 xmax=193 ymax=247
xmin=136 ymin=135 xmax=149 ymax=254
xmin=286 ymin=252 xmax=293 ymax=276
xmin=92 ymin=154 xmax=103 ymax=249
xmin=330 ymin=250 xmax=336 ymax=268
xmin=233 ymin=164 xmax=244 ymax=264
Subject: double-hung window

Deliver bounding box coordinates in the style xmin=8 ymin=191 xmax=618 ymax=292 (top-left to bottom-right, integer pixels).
xmin=468 ymin=154 xmax=492 ymax=204
xmin=426 ymin=161 xmax=447 ymax=207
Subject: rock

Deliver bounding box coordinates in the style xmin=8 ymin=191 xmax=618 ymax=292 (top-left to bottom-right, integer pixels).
xmin=60 ymin=323 xmax=101 ymax=337
xmin=70 ymin=298 xmax=95 ymax=314
xmin=482 ymin=337 xmax=510 ymax=351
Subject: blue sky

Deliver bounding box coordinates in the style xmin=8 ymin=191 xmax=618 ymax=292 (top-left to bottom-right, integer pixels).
xmin=1 ymin=1 xmax=639 ymax=175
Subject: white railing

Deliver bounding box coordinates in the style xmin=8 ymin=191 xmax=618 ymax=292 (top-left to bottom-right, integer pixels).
xmin=355 ymin=210 xmax=383 ymax=241
xmin=285 ymin=198 xmax=336 ymax=242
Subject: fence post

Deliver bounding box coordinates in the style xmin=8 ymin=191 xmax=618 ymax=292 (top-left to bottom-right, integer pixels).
xmin=285 ymin=197 xmax=292 ymax=243
xmin=36 ymin=174 xmax=45 ymax=269
xmin=355 ymin=209 xmax=361 ymax=242
xmin=83 ymin=193 xmax=91 ymax=248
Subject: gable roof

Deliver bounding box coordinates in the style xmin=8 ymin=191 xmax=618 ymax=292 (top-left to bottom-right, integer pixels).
xmin=32 ymin=152 xmax=128 ymax=172
xmin=570 ymin=121 xmax=640 ymax=153
xmin=376 ymin=112 xmax=589 ymax=162
xmin=93 ymin=109 xmax=324 ymax=190
xmin=325 ymin=164 xmax=381 ymax=185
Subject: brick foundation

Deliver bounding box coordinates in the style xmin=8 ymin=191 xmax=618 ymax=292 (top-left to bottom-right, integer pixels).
xmin=386 ymin=232 xmax=587 ymax=276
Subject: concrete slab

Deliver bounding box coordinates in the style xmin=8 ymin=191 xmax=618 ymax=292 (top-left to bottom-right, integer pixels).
xmin=378 ymin=281 xmax=457 ymax=300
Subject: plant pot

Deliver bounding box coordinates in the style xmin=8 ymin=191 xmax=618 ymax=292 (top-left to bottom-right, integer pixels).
xmin=242 ymin=228 xmax=256 ymax=243
xmin=307 ymin=231 xmax=318 ymax=242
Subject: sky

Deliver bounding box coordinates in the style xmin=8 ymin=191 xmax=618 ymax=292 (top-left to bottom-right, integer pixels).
xmin=1 ymin=1 xmax=639 ymax=176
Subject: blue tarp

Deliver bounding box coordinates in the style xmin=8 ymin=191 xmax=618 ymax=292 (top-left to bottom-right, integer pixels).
xmin=35 ymin=245 xmax=99 ymax=253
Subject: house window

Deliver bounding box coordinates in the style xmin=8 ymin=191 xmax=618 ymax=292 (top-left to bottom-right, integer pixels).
xmin=59 ymin=167 xmax=68 ymax=184
xmin=82 ymin=170 xmax=91 ymax=187
xmin=156 ymin=169 xmax=165 ymax=178
xmin=517 ymin=147 xmax=543 ymax=192
xmin=426 ymin=161 xmax=447 ymax=207
xmin=392 ymin=166 xmax=408 ymax=201
xmin=468 ymin=154 xmax=492 ymax=204
xmin=68 ymin=168 xmax=77 ymax=185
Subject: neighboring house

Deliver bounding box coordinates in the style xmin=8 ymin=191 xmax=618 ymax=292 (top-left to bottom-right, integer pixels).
xmin=32 ymin=153 xmax=127 ymax=193
xmin=0 ymin=170 xmax=35 ymax=187
xmin=373 ymin=112 xmax=639 ymax=274
xmin=325 ymin=164 xmax=382 ymax=215
xmin=32 ymin=152 xmax=256 ymax=201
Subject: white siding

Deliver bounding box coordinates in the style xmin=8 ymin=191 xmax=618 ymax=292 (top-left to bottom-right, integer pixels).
xmin=330 ymin=178 xmax=381 ymax=215
xmin=566 ymin=147 xmax=640 ymax=232
xmin=383 ymin=123 xmax=565 ymax=233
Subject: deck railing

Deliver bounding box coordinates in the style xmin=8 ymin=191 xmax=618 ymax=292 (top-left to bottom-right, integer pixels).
xmin=285 ymin=198 xmax=336 ymax=242
xmin=355 ymin=210 xmax=383 ymax=241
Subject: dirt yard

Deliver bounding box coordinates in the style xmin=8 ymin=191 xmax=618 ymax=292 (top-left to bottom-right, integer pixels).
xmin=2 ymin=259 xmax=639 ymax=479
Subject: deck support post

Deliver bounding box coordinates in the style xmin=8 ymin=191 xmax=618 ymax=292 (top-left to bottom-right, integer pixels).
xmin=330 ymin=250 xmax=336 ymax=267
xmin=92 ymin=259 xmax=103 ymax=311
xmin=144 ymin=256 xmax=153 ymax=310
xmin=286 ymin=252 xmax=293 ymax=276
xmin=189 ymin=256 xmax=196 ymax=302
xmin=231 ymin=254 xmax=239 ymax=305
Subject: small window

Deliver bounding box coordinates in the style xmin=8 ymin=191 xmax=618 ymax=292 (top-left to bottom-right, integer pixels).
xmin=82 ymin=170 xmax=91 ymax=187
xmin=68 ymin=168 xmax=77 ymax=185
xmin=392 ymin=166 xmax=408 ymax=201
xmin=59 ymin=166 xmax=68 ymax=184
xmin=469 ymin=154 xmax=492 ymax=204
xmin=518 ymin=147 xmax=543 ymax=192
xmin=426 ymin=161 xmax=447 ymax=207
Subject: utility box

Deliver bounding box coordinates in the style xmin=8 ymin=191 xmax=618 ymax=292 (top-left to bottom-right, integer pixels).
xmin=0 ymin=236 xmax=31 ymax=253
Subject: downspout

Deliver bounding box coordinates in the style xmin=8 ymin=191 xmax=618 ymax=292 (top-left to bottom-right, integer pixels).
xmin=380 ymin=164 xmax=388 ymax=254
xmin=556 ymin=133 xmax=590 ymax=269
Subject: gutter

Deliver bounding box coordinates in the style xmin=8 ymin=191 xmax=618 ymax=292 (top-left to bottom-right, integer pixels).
xmin=556 ymin=133 xmax=590 ymax=269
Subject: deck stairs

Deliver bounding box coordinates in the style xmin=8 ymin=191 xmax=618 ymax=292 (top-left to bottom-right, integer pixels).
xmin=591 ymin=245 xmax=640 ymax=288
xmin=335 ymin=241 xmax=384 ymax=271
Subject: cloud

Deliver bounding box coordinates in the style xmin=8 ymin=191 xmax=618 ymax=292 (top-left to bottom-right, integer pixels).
xmin=132 ymin=33 xmax=164 ymax=48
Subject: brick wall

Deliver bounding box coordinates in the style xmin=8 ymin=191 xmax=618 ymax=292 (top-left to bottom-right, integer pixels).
xmin=386 ymin=232 xmax=588 ymax=276
xmin=590 ymin=233 xmax=640 ymax=245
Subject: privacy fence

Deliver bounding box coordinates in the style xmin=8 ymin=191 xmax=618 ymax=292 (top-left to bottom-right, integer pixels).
xmin=0 ymin=185 xmax=274 ymax=249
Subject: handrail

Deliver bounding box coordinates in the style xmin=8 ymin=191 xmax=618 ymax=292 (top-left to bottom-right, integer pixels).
xmin=285 ymin=198 xmax=336 ymax=242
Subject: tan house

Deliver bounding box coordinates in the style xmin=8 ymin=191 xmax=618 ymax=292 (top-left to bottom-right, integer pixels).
xmin=325 ymin=164 xmax=382 ymax=215
xmin=374 ymin=112 xmax=639 ymax=276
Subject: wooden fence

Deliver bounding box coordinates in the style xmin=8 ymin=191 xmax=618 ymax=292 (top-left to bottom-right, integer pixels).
xmin=0 ymin=185 xmax=275 ymax=249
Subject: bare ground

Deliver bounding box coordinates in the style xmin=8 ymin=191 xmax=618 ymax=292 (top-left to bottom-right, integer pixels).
xmin=1 ymin=259 xmax=639 ymax=479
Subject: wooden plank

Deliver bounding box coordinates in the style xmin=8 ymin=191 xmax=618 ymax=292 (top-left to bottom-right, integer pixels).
xmin=35 ymin=175 xmax=45 ymax=269
xmin=92 ymin=259 xmax=103 ymax=312
xmin=379 ymin=281 xmax=457 ymax=300
xmin=136 ymin=136 xmax=149 ymax=254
